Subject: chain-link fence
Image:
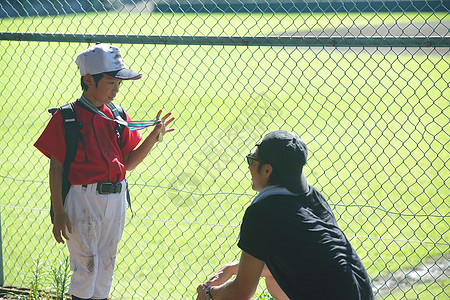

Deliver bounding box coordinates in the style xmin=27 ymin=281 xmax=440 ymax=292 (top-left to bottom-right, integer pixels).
xmin=1 ymin=0 xmax=449 ymax=299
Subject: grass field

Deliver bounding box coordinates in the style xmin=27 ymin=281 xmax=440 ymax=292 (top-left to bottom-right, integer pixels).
xmin=1 ymin=10 xmax=449 ymax=299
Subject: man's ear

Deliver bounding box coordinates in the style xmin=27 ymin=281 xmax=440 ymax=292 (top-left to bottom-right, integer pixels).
xmin=264 ymin=164 xmax=273 ymax=177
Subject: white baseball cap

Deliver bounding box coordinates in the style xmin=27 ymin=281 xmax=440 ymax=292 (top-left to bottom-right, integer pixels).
xmin=75 ymin=43 xmax=142 ymax=80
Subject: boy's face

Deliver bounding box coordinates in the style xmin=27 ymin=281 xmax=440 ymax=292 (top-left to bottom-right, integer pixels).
xmin=84 ymin=75 xmax=122 ymax=106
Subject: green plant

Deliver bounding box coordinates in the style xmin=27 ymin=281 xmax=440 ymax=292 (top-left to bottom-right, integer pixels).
xmin=254 ymin=291 xmax=274 ymax=299
xmin=5 ymin=292 xmax=28 ymax=300
xmin=48 ymin=256 xmax=71 ymax=300
xmin=29 ymin=257 xmax=45 ymax=300
xmin=7 ymin=294 xmax=28 ymax=300
xmin=10 ymin=255 xmax=71 ymax=300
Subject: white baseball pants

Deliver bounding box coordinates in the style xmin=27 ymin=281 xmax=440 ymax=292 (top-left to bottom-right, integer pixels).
xmin=65 ymin=180 xmax=127 ymax=299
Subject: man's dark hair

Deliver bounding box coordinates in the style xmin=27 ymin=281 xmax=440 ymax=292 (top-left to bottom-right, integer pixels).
xmin=257 ymin=161 xmax=284 ymax=187
xmin=81 ymin=73 xmax=104 ymax=91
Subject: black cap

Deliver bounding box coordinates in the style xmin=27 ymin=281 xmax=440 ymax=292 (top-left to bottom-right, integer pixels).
xmin=256 ymin=130 xmax=309 ymax=194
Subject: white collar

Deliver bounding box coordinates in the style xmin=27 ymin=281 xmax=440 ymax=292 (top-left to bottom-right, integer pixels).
xmin=251 ymin=185 xmax=298 ymax=205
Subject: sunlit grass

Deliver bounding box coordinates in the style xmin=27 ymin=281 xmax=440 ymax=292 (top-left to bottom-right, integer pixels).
xmin=0 ymin=10 xmax=448 ymax=299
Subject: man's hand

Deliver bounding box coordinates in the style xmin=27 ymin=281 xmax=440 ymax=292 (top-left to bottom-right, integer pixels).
xmin=205 ymin=261 xmax=239 ymax=287
xmin=196 ymin=284 xmax=208 ymax=300
xmin=195 ymin=252 xmax=264 ymax=300
xmin=196 ymin=261 xmax=238 ymax=299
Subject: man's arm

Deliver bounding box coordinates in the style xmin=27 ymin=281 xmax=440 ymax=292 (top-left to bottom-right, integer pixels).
xmin=204 ymin=261 xmax=239 ymax=287
xmin=197 ymin=251 xmax=265 ymax=300
xmin=123 ymin=110 xmax=174 ymax=170
xmin=205 ymin=261 xmax=274 ymax=287
xmin=49 ymin=156 xmax=71 ymax=244
xmin=203 ymin=260 xmax=289 ymax=300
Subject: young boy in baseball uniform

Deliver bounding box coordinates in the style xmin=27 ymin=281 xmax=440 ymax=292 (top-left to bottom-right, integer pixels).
xmin=35 ymin=43 xmax=174 ymax=300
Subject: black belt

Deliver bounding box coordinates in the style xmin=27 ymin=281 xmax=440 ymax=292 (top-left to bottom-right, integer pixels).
xmin=82 ymin=182 xmax=122 ymax=195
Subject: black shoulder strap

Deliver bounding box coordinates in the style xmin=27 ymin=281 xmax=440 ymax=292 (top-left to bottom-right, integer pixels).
xmin=60 ymin=103 xmax=79 ymax=165
xmin=108 ymin=104 xmax=133 ymax=214
xmin=115 ymin=104 xmax=126 ymax=120
xmin=49 ymin=103 xmax=79 ymax=223
xmin=111 ymin=104 xmax=126 ymax=148
xmin=60 ymin=103 xmax=77 ymax=193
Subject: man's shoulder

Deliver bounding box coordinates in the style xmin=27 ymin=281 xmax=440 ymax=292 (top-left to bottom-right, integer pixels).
xmin=259 ymin=192 xmax=304 ymax=203
xmin=252 ymin=186 xmax=329 ymax=212
xmin=246 ymin=193 xmax=293 ymax=214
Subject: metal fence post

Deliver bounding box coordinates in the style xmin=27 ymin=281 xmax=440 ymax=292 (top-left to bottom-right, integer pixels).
xmin=0 ymin=214 xmax=3 ymax=286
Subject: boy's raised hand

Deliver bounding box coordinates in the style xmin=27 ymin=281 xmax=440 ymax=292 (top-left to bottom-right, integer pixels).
xmin=152 ymin=109 xmax=175 ymax=142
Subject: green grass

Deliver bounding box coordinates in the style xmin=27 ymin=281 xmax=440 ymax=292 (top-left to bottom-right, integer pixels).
xmin=1 ymin=11 xmax=449 ymax=299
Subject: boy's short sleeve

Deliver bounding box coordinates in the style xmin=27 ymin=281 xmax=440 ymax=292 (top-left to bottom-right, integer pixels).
xmin=119 ymin=111 xmax=142 ymax=156
xmin=34 ymin=111 xmax=66 ymax=164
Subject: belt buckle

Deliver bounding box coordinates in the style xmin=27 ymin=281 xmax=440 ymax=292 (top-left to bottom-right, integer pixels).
xmin=114 ymin=183 xmax=122 ymax=193
xmin=97 ymin=182 xmax=121 ymax=194
xmin=97 ymin=182 xmax=112 ymax=194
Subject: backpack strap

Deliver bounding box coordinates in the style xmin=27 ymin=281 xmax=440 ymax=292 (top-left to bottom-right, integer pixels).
xmin=60 ymin=103 xmax=77 ymax=196
xmin=107 ymin=104 xmax=133 ymax=215
xmin=112 ymin=104 xmax=126 ymax=148
xmin=49 ymin=103 xmax=81 ymax=223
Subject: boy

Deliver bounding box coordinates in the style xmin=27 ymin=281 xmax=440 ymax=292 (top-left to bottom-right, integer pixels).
xmin=35 ymin=43 xmax=174 ymax=300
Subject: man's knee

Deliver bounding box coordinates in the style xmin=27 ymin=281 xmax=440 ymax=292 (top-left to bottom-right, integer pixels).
xmin=265 ymin=276 xmax=290 ymax=300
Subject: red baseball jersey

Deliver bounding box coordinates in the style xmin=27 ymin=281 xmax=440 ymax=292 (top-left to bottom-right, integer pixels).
xmin=35 ymin=102 xmax=142 ymax=185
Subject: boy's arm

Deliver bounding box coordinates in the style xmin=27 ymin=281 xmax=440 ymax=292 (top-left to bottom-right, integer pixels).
xmin=49 ymin=156 xmax=71 ymax=244
xmin=124 ymin=110 xmax=174 ymax=171
xmin=123 ymin=129 xmax=159 ymax=171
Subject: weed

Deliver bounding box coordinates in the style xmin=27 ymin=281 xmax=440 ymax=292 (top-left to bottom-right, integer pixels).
xmin=5 ymin=255 xmax=72 ymax=299
xmin=48 ymin=256 xmax=71 ymax=300
xmin=29 ymin=257 xmax=45 ymax=299
xmin=254 ymin=291 xmax=274 ymax=299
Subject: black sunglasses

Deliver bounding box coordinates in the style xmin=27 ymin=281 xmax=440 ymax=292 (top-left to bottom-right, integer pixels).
xmin=246 ymin=154 xmax=259 ymax=166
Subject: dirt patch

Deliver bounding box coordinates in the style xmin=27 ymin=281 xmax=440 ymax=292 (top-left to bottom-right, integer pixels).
xmin=372 ymin=255 xmax=450 ymax=298
xmin=0 ymin=285 xmax=70 ymax=299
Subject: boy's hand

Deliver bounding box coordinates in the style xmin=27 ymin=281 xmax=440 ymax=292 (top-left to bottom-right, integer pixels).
xmin=124 ymin=110 xmax=175 ymax=170
xmin=152 ymin=110 xmax=175 ymax=142
xmin=52 ymin=212 xmax=71 ymax=244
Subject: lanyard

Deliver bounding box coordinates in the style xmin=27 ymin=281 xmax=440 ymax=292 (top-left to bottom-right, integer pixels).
xmin=78 ymin=94 xmax=160 ymax=131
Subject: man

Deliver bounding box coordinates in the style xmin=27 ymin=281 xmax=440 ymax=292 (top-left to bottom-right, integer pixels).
xmin=196 ymin=130 xmax=374 ymax=300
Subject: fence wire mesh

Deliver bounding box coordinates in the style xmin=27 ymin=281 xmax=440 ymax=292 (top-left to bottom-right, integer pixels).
xmin=0 ymin=0 xmax=449 ymax=299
